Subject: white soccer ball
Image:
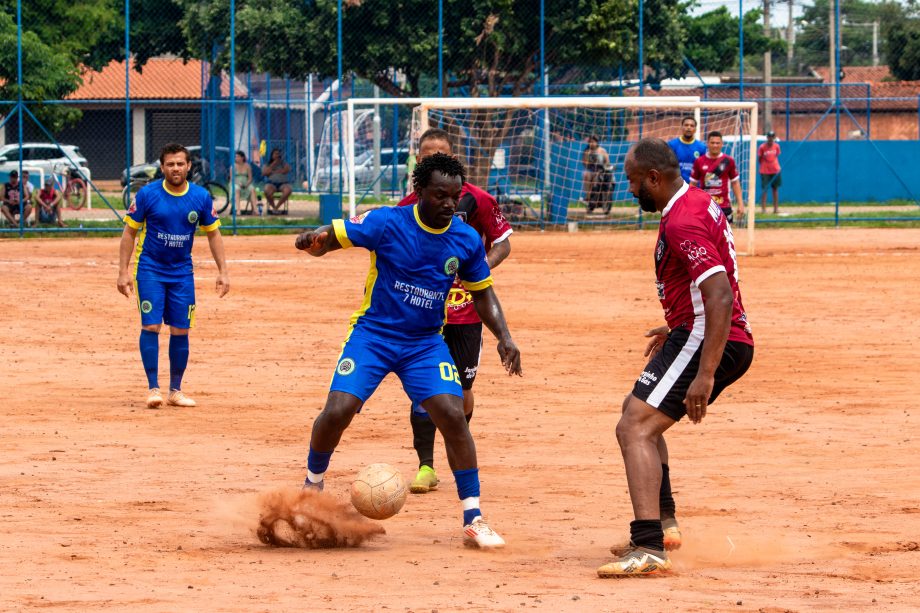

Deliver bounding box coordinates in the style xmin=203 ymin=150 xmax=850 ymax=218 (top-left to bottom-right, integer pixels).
xmin=350 ymin=463 xmax=408 ymax=520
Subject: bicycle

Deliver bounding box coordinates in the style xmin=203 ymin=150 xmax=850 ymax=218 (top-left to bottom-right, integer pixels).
xmin=52 ymin=163 xmax=88 ymax=209
xmin=122 ymin=165 xmax=230 ymax=214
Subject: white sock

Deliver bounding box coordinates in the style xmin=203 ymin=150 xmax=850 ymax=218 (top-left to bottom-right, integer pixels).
xmin=307 ymin=470 xmax=325 ymax=484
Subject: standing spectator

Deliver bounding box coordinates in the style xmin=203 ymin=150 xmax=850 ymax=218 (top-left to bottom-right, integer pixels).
xmin=261 ymin=148 xmax=292 ymax=215
xmin=234 ymin=151 xmax=259 ymax=215
xmin=581 ymin=135 xmax=610 ymax=202
xmin=1 ymin=170 xmax=32 ymax=226
xmin=690 ymin=131 xmax=744 ymax=224
xmin=33 ymin=176 xmax=64 ymax=227
xmin=758 ymin=131 xmax=781 ymax=215
xmin=667 ymin=116 xmax=707 ymax=182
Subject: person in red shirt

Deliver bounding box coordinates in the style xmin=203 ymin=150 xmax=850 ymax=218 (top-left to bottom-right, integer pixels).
xmin=33 ymin=176 xmax=65 ymax=227
xmin=690 ymin=130 xmax=745 ymax=224
xmin=758 ymin=131 xmax=781 ymax=215
xmin=597 ymin=138 xmax=754 ymax=578
xmin=397 ymin=128 xmax=513 ymax=494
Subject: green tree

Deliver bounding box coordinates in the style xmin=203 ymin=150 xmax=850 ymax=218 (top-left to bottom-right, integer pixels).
xmin=887 ymin=21 xmax=920 ymax=80
xmin=683 ymin=7 xmax=785 ymax=74
xmin=88 ymin=0 xmax=188 ymax=71
xmin=797 ymin=0 xmax=910 ymax=69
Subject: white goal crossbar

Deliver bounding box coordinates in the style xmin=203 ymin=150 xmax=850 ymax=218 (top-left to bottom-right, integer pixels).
xmin=342 ymin=96 xmax=758 ymax=254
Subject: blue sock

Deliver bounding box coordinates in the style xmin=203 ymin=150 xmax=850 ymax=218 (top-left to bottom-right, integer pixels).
xmin=306 ymin=447 xmax=334 ymax=484
xmin=168 ymin=334 xmax=190 ymax=391
xmin=454 ymin=467 xmax=482 ymax=525
xmin=139 ymin=329 xmax=159 ymax=389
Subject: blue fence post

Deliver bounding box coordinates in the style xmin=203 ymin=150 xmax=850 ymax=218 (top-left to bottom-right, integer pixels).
xmin=738 ymin=0 xmax=744 ymax=101
xmin=230 ymin=0 xmax=237 ymax=234
xmin=834 ymin=0 xmax=841 ymax=226
xmin=124 ymin=0 xmax=131 ymax=203
xmin=17 ymin=0 xmax=24 ymax=236
xmin=438 ymin=0 xmax=443 ymax=96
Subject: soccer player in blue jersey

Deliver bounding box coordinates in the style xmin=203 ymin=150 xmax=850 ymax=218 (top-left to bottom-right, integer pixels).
xmin=294 ymin=153 xmax=522 ymax=548
xmin=116 ymin=143 xmax=230 ymax=410
xmin=667 ymin=116 xmax=707 ymax=183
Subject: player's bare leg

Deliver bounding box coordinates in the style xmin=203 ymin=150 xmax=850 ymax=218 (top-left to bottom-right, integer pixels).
xmin=264 ymin=184 xmax=277 ymax=212
xmin=422 ymin=393 xmax=504 ymax=549
xmin=598 ymin=394 xmax=675 ymax=576
xmin=304 ymin=391 xmax=363 ymax=491
xmin=772 ymin=186 xmax=779 ymax=214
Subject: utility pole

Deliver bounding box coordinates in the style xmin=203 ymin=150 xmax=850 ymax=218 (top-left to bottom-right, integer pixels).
xmin=872 ymin=20 xmax=879 ymax=67
xmin=787 ymin=0 xmax=795 ymax=71
xmin=829 ymin=0 xmax=836 ymax=101
xmin=764 ymin=0 xmax=773 ymax=132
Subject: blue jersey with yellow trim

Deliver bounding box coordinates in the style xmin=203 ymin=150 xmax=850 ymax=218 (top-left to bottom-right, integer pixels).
xmin=332 ymin=205 xmax=492 ymax=340
xmin=668 ymin=137 xmax=707 ymax=182
xmin=125 ymin=180 xmax=220 ymax=279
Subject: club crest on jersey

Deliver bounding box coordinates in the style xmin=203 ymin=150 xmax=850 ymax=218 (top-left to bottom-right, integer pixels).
xmin=444 ymin=256 xmax=459 ymax=276
xmin=655 ymin=239 xmax=665 ymax=262
xmin=336 ymin=358 xmax=356 ymax=376
xmin=140 ymin=300 xmax=153 ymax=314
xmin=187 ymin=211 xmax=199 ymax=224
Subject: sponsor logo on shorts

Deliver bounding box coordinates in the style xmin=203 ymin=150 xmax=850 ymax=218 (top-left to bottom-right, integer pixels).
xmin=638 ymin=370 xmax=658 ymax=386
xmin=187 ymin=210 xmax=199 ymax=224
xmin=463 ymin=365 xmax=479 ymax=380
xmin=444 ymin=256 xmax=459 ymax=276
xmin=336 ymin=358 xmax=356 ymax=376
xmin=140 ymin=300 xmax=153 ymax=314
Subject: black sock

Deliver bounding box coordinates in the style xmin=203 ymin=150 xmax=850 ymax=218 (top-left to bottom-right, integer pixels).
xmin=410 ymin=411 xmax=437 ymax=469
xmin=660 ymin=463 xmax=676 ymax=521
xmin=630 ymin=519 xmax=664 ymax=552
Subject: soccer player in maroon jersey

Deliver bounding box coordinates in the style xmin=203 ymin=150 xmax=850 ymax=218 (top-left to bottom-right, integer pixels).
xmin=597 ymin=138 xmax=754 ymax=577
xmin=690 ymin=130 xmax=745 ymax=224
xmin=397 ymin=128 xmax=513 ymax=494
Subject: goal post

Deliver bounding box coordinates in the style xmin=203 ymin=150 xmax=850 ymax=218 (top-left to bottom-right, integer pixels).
xmin=343 ymin=96 xmax=758 ymax=255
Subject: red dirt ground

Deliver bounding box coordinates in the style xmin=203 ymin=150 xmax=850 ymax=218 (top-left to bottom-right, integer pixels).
xmin=1 ymin=228 xmax=918 ymax=612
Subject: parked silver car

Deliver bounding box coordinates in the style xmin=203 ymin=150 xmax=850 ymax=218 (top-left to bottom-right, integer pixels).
xmin=313 ymin=147 xmax=409 ymax=192
xmin=0 ymin=143 xmax=88 ymax=177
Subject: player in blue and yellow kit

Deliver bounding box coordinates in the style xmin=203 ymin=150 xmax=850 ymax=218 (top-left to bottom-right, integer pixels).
xmin=667 ymin=116 xmax=707 ymax=182
xmin=295 ymin=153 xmax=522 ymax=548
xmin=117 ymin=143 xmax=230 ymax=409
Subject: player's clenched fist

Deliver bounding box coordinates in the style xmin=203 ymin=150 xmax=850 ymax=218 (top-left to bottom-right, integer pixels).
xmin=295 ymin=230 xmax=329 ymax=256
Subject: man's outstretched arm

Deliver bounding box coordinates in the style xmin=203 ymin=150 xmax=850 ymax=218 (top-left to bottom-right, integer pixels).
xmin=295 ymin=224 xmax=342 ymax=257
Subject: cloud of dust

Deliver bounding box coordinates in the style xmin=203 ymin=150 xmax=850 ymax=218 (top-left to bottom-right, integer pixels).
xmin=671 ymin=525 xmax=840 ymax=571
xmin=251 ymin=487 xmax=386 ymax=549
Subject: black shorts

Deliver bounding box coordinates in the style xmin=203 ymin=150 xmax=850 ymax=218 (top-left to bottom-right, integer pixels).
xmin=443 ymin=322 xmax=483 ymax=391
xmin=761 ymin=173 xmax=782 ymax=189
xmin=631 ymin=327 xmax=754 ymax=421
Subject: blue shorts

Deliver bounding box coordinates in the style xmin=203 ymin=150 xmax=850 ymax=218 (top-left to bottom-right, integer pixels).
xmin=330 ymin=330 xmax=462 ymax=407
xmin=135 ymin=277 xmax=196 ymax=328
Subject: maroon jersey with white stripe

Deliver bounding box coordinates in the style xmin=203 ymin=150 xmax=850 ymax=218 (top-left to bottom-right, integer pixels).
xmin=399 ymin=182 xmax=512 ymax=325
xmin=655 ymin=183 xmax=753 ymax=346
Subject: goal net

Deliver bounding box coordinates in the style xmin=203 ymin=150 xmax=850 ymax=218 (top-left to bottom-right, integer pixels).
xmin=342 ymin=97 xmax=757 ymax=253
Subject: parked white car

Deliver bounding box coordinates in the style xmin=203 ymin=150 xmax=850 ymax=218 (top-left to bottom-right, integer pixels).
xmin=0 ymin=143 xmax=88 ymax=178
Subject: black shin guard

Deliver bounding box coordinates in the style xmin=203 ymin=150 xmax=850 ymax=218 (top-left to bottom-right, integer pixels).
xmin=660 ymin=464 xmax=676 ymax=520
xmin=410 ymin=411 xmax=437 ymax=469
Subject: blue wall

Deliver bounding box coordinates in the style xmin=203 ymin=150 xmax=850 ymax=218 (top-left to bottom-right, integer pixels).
xmin=758 ymin=140 xmax=920 ymax=203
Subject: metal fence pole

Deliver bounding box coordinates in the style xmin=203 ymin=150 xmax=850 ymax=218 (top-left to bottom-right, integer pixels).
xmin=438 ymin=0 xmax=443 ymax=96
xmin=834 ymin=0 xmax=841 ymax=226
xmin=230 ymin=0 xmax=237 ymax=234
xmin=17 ymin=0 xmax=24 ymax=237
xmin=125 ymin=0 xmax=131 ymax=199
xmin=739 ymin=0 xmax=744 ymax=101
xmin=638 ymin=0 xmax=644 ymax=97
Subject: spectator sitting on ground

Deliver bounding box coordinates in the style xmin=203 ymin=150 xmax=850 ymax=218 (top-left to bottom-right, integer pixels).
xmin=33 ymin=176 xmax=64 ymax=227
xmin=261 ymin=148 xmax=292 ymax=215
xmin=1 ymin=170 xmax=33 ymax=226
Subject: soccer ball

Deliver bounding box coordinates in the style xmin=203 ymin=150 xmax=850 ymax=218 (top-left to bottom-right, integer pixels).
xmin=350 ymin=463 xmax=408 ymax=520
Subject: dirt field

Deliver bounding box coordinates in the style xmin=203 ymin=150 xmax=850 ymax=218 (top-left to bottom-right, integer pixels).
xmin=1 ymin=228 xmax=918 ymax=612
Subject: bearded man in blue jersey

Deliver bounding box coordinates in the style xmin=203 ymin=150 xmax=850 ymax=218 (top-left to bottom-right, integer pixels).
xmin=117 ymin=143 xmax=230 ymax=410
xmin=667 ymin=116 xmax=707 ymax=183
xmin=294 ymin=153 xmax=522 ymax=549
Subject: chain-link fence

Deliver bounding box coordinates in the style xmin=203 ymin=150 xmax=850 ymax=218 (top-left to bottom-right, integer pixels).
xmin=2 ymin=0 xmax=920 ymax=236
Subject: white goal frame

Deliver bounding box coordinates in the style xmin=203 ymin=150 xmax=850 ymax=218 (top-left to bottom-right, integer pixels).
xmin=343 ymin=96 xmax=758 ymax=255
